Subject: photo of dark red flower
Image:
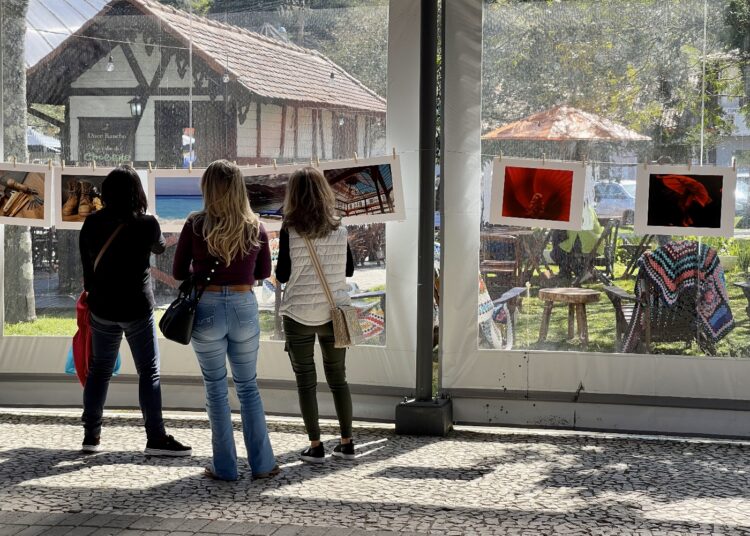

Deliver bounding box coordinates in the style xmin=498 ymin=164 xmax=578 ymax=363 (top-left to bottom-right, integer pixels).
xmin=646 ymin=173 xmax=723 ymax=229
xmin=501 ymin=166 xmax=574 ymax=222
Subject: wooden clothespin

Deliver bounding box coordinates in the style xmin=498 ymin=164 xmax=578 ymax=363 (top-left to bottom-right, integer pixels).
xmin=733 ymin=157 xmax=737 ymax=171
xmin=315 ymin=155 xmax=320 ymax=167
xmin=148 ymin=161 xmax=153 ymax=172
xmin=48 ymin=159 xmax=53 ymax=170
xmin=392 ymin=147 xmax=397 ymax=160
xmin=61 ymin=160 xmax=66 ymax=170
xmin=188 ymin=161 xmax=193 ymax=172
xmin=273 ymin=159 xmax=277 ymax=170
xmin=353 ymin=152 xmax=358 ymax=164
xmin=91 ymin=160 xmax=96 ymax=171
xmin=11 ymin=156 xmax=16 ymax=167
xmin=499 ymin=151 xmax=503 ymax=162
xmin=542 ymin=153 xmax=546 ymax=165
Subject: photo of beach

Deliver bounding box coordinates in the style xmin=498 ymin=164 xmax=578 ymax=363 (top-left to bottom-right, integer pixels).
xmin=154 ymin=176 xmax=203 ymax=231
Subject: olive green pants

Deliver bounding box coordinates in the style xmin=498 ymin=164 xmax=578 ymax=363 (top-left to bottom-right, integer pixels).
xmin=282 ymin=316 xmax=353 ymax=441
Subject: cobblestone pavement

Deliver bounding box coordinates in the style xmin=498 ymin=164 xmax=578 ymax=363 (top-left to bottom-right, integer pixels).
xmin=1 ymin=409 xmax=749 ymax=535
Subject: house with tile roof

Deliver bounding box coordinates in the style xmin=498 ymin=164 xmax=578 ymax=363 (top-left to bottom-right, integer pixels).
xmin=26 ymin=0 xmax=386 ymax=168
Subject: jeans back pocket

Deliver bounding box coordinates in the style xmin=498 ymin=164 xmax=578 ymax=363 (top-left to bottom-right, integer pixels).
xmin=194 ymin=304 xmax=216 ymax=330
xmin=234 ymin=302 xmax=257 ymax=327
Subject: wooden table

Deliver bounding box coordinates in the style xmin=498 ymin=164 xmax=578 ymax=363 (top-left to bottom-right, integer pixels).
xmin=537 ymin=287 xmax=601 ymax=349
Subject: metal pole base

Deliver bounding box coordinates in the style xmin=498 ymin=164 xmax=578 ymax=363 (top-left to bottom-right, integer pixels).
xmin=395 ymin=398 xmax=453 ymax=436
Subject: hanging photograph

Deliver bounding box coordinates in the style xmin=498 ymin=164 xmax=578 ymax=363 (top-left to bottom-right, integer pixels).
xmin=489 ymin=157 xmax=586 ymax=230
xmin=634 ymin=165 xmax=736 ymax=237
xmin=245 ymin=156 xmax=404 ymax=226
xmin=149 ymin=155 xmax=405 ymax=232
xmin=55 ymin=167 xmax=114 ymax=230
xmin=0 ymin=162 xmax=52 ymax=227
xmin=148 ymin=168 xmax=204 ymax=233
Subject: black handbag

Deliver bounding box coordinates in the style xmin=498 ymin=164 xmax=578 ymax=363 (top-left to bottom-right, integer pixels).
xmin=159 ymin=259 xmax=219 ymax=344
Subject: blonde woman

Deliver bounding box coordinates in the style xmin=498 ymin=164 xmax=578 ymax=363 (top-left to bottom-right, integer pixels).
xmin=275 ymin=167 xmax=355 ymax=463
xmin=173 ymin=160 xmax=278 ymax=481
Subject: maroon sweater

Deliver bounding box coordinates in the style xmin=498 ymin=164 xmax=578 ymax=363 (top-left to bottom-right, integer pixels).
xmin=172 ymin=216 xmax=272 ymax=285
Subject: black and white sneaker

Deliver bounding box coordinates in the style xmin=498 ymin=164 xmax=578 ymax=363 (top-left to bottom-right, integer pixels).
xmin=300 ymin=444 xmax=325 ymax=464
xmin=332 ymin=441 xmax=356 ymax=460
xmin=144 ymin=434 xmax=192 ymax=457
xmin=81 ymin=434 xmax=101 ymax=454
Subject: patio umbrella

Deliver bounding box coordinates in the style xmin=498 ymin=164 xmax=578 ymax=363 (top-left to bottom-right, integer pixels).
xmin=482 ymin=105 xmax=651 ymax=143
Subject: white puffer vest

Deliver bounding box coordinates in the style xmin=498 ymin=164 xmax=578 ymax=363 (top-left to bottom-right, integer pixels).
xmin=279 ymin=226 xmax=351 ymax=326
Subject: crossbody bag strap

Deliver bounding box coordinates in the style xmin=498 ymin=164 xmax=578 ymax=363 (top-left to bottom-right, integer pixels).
xmin=94 ymin=223 xmax=126 ymax=272
xmin=303 ymin=236 xmax=337 ymax=309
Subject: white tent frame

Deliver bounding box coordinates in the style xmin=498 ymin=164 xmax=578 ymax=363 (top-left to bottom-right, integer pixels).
xmin=439 ymin=0 xmax=750 ymax=437
xmin=0 ymin=0 xmax=422 ymax=419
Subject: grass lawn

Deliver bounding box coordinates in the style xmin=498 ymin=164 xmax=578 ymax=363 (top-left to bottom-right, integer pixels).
xmin=505 ymin=262 xmax=750 ymax=357
xmin=4 ymin=309 xmax=279 ymax=339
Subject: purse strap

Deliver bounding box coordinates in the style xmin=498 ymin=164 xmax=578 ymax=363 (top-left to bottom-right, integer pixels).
xmin=303 ymin=236 xmax=337 ymax=309
xmin=94 ymin=223 xmax=126 ymax=272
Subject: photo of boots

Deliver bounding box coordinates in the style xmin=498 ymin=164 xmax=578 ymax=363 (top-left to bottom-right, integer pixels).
xmin=78 ymin=181 xmax=94 ymax=217
xmin=58 ymin=171 xmax=109 ymax=227
xmin=62 ymin=179 xmax=80 ymax=217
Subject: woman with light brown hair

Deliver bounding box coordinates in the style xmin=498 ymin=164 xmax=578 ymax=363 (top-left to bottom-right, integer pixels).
xmin=275 ymin=167 xmax=356 ymax=463
xmin=173 ymin=160 xmax=278 ymax=481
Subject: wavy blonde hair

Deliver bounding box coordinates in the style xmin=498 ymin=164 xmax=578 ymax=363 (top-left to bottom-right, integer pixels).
xmin=283 ymin=167 xmax=340 ymax=239
xmin=194 ymin=160 xmax=260 ymax=266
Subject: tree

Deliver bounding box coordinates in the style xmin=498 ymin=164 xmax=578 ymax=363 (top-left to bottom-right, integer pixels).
xmin=1 ymin=0 xmax=36 ymax=324
xmin=482 ymin=0 xmax=734 ymax=163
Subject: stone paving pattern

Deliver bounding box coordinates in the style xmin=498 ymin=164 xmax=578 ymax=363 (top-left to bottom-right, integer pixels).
xmin=1 ymin=409 xmax=749 ymax=535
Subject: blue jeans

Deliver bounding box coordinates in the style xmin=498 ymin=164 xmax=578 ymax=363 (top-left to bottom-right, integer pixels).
xmin=83 ymin=313 xmax=166 ymax=440
xmin=191 ymin=289 xmax=275 ymax=480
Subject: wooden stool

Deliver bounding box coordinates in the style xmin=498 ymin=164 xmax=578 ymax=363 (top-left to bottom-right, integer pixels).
xmin=538 ymin=287 xmax=600 ymax=349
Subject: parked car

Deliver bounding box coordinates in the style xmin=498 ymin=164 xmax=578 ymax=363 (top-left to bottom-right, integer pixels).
xmin=594 ymin=181 xmax=635 ymax=224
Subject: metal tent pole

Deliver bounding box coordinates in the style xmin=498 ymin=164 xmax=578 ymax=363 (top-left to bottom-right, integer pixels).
xmin=394 ymin=0 xmax=452 ymax=436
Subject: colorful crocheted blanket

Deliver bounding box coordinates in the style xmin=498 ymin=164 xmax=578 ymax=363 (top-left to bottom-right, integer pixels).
xmin=623 ymin=241 xmax=734 ymax=352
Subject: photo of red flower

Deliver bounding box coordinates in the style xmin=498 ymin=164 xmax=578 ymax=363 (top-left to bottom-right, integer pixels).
xmin=501 ymin=166 xmax=574 ymax=222
xmin=646 ymin=173 xmax=723 ymax=229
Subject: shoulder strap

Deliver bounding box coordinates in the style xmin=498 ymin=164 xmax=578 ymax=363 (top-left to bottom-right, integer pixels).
xmin=94 ymin=223 xmax=126 ymax=272
xmin=303 ymin=236 xmax=337 ymax=309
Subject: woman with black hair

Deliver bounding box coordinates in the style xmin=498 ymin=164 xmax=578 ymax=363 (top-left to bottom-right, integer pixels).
xmin=78 ymin=165 xmax=190 ymax=456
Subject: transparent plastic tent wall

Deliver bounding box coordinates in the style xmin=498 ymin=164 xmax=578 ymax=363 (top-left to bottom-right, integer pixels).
xmin=2 ymin=0 xmax=750 ymax=437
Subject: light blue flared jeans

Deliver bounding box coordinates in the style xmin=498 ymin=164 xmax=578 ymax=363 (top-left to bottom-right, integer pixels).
xmin=191 ymin=289 xmax=275 ymax=480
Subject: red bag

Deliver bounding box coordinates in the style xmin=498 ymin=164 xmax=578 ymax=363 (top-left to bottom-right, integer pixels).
xmin=72 ymin=291 xmax=93 ymax=387
xmin=71 ymin=223 xmax=125 ymax=387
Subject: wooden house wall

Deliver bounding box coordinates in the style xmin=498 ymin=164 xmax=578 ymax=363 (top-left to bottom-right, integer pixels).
xmin=65 ymin=40 xmax=384 ymax=166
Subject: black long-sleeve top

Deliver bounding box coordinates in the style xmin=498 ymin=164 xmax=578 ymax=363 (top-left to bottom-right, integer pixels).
xmin=275 ymin=227 xmax=355 ymax=283
xmin=79 ymin=209 xmax=166 ymax=322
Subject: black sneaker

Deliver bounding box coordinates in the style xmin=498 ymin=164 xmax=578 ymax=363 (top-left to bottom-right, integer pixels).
xmin=332 ymin=441 xmax=355 ymax=460
xmin=300 ymin=444 xmax=325 ymax=464
xmin=81 ymin=434 xmax=100 ymax=454
xmin=144 ymin=434 xmax=192 ymax=457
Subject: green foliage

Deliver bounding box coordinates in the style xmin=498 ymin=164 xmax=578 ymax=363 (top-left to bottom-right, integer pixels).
xmin=482 ymin=0 xmax=739 ymax=159
xmin=158 ymin=0 xmax=213 ymax=15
